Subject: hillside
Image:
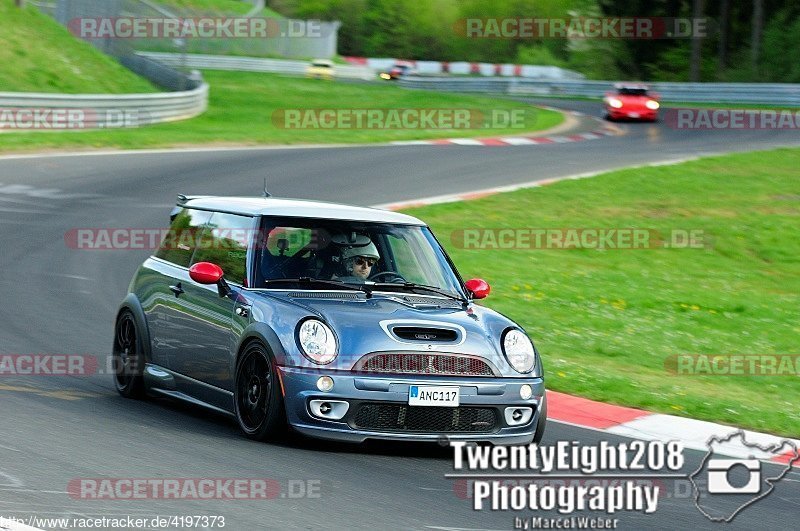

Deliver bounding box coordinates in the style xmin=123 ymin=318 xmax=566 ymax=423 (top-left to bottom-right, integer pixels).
xmin=0 ymin=3 xmax=157 ymax=93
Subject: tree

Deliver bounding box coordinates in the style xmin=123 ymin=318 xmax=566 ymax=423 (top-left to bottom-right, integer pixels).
xmin=717 ymin=0 xmax=729 ymax=71
xmin=751 ymin=0 xmax=764 ymax=72
xmin=689 ymin=0 xmax=704 ymax=81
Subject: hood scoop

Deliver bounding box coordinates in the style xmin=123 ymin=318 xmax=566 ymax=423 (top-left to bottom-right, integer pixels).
xmin=392 ymin=326 xmax=459 ymax=342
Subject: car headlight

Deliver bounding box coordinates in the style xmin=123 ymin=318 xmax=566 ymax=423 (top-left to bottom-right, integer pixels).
xmin=502 ymin=329 xmax=536 ymax=374
xmin=606 ymin=97 xmax=623 ymax=109
xmin=297 ymin=319 xmax=337 ymax=364
xmin=645 ymin=99 xmax=660 ymax=110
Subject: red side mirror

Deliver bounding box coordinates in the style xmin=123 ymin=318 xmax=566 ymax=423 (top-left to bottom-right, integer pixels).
xmin=189 ymin=262 xmax=224 ymax=285
xmin=465 ymin=278 xmax=491 ymax=299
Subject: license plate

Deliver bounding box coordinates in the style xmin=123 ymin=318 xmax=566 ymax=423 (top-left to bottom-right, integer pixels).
xmin=408 ymin=385 xmax=460 ymax=407
xmin=628 ymin=112 xmax=640 ymax=118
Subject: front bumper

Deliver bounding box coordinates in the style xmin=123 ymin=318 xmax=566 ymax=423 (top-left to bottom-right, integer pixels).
xmin=608 ymin=108 xmax=658 ymax=120
xmin=278 ymin=366 xmax=545 ymax=444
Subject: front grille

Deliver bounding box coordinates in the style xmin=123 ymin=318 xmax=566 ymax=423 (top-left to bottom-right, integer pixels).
xmin=355 ymin=353 xmax=496 ymax=377
xmin=392 ymin=326 xmax=458 ymax=342
xmin=351 ymin=403 xmax=498 ymax=433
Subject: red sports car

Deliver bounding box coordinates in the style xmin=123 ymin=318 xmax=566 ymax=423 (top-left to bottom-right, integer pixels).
xmin=379 ymin=63 xmax=416 ymax=80
xmin=603 ymin=83 xmax=660 ymax=121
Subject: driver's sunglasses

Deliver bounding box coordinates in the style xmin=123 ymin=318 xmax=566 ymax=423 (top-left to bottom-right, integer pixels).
xmin=355 ymin=257 xmax=376 ymax=267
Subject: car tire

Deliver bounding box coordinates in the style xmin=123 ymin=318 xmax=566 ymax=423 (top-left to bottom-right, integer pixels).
xmin=112 ymin=310 xmax=146 ymax=399
xmin=234 ymin=341 xmax=287 ymax=441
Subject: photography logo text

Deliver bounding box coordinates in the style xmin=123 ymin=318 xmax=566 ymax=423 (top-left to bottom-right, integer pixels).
xmin=448 ymin=440 xmax=685 ymax=528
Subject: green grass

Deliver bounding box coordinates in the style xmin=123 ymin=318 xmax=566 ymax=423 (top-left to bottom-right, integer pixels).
xmin=0 ymin=71 xmax=563 ymax=152
xmin=0 ymin=3 xmax=156 ymax=93
xmin=158 ymin=0 xmax=257 ymax=15
xmin=157 ymin=0 xmax=282 ymax=17
xmin=401 ymin=148 xmax=800 ymax=438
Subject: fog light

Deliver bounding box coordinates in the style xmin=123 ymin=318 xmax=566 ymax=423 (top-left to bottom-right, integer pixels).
xmin=520 ymin=384 xmax=533 ymax=400
xmin=504 ymin=407 xmax=533 ymax=426
xmin=316 ymin=376 xmax=334 ymax=392
xmin=309 ymin=399 xmax=349 ymax=420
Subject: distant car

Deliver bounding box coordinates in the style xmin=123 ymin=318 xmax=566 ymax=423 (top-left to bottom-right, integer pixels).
xmin=379 ymin=63 xmax=416 ymax=80
xmin=306 ymin=59 xmax=335 ymax=80
xmin=113 ymin=195 xmax=547 ymax=445
xmin=603 ymin=83 xmax=660 ymax=121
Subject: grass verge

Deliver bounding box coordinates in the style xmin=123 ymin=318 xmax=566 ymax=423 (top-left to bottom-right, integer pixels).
xmin=401 ymin=148 xmax=800 ymax=438
xmin=0 ymin=71 xmax=563 ymax=152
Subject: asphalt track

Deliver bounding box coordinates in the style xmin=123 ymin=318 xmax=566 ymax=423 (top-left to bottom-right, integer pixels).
xmin=1 ymin=99 xmax=799 ymax=530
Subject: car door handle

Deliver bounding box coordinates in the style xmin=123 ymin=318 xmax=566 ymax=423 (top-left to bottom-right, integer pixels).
xmin=169 ymin=283 xmax=184 ymax=297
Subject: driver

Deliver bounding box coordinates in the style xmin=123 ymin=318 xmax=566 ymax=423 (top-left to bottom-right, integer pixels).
xmin=330 ymin=233 xmax=380 ymax=282
xmin=342 ymin=243 xmax=379 ymax=281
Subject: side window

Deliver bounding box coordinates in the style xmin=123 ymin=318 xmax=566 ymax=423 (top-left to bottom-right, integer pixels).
xmin=265 ymin=227 xmax=313 ymax=257
xmin=191 ymin=212 xmax=254 ymax=285
xmin=155 ymin=208 xmax=213 ymax=267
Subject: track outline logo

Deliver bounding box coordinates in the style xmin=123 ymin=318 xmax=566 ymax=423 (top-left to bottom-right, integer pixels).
xmin=689 ymin=430 xmax=799 ymax=522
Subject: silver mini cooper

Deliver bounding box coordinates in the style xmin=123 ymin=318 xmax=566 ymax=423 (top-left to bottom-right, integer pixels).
xmin=114 ymin=196 xmax=546 ymax=444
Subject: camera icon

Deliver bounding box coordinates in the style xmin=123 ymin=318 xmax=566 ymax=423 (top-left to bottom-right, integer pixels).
xmin=707 ymin=459 xmax=761 ymax=494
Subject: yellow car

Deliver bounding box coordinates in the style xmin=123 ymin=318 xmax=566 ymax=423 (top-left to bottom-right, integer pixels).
xmin=306 ymin=59 xmax=335 ymax=80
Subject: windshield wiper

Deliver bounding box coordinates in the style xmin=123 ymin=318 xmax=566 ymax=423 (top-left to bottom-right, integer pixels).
xmin=261 ymin=278 xmax=365 ymax=292
xmin=370 ymin=282 xmax=468 ymax=307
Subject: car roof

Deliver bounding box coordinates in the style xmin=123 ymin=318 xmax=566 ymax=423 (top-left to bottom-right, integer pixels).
xmin=179 ymin=196 xmax=427 ymax=225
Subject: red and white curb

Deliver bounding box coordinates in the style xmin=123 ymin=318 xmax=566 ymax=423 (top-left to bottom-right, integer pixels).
xmin=547 ymin=390 xmax=799 ymax=467
xmin=390 ymin=110 xmax=620 ymax=147
xmin=341 ymin=55 xmax=577 ymax=78
xmin=390 ymin=128 xmax=616 ymax=147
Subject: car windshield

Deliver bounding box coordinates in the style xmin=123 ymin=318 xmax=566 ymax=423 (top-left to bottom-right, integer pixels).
xmin=617 ymin=88 xmax=649 ymax=96
xmin=312 ymin=61 xmax=331 ymax=68
xmin=252 ymin=216 xmax=464 ymax=296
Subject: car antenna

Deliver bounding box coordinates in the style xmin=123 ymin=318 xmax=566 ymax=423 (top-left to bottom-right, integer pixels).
xmin=262 ymin=178 xmax=271 ymax=198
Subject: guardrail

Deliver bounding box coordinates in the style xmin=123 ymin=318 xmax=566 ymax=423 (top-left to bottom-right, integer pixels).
xmin=0 ymin=83 xmax=209 ymax=129
xmin=143 ymin=52 xmax=583 ymax=81
xmin=397 ymin=77 xmax=800 ymax=105
xmin=138 ymin=52 xmax=375 ymax=80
